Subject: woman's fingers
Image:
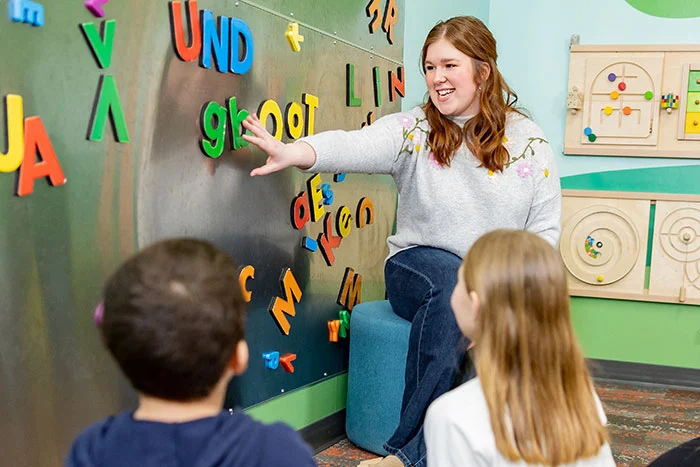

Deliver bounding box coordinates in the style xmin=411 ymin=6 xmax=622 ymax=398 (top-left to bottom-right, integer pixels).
xmin=242 ymin=113 xmax=292 ymax=176
xmin=250 ymin=161 xmax=282 ymax=177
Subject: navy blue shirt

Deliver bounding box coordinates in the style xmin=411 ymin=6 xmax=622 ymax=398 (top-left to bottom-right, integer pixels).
xmin=65 ymin=409 xmax=317 ymax=467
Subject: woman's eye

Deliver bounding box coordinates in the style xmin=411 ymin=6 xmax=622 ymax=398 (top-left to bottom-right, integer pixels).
xmin=425 ymin=65 xmax=434 ymax=71
xmin=446 ymin=64 xmax=456 ymax=68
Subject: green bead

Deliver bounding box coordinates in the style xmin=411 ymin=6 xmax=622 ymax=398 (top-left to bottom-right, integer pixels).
xmin=644 ymin=91 xmax=653 ymax=100
xmin=588 ymin=133 xmax=597 ymax=142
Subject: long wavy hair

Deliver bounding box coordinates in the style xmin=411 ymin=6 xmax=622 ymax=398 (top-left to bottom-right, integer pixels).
xmin=421 ymin=16 xmax=522 ymax=171
xmin=463 ymin=230 xmax=608 ymax=465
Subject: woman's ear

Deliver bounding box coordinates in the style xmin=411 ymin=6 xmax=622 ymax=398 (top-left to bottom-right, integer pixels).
xmin=479 ymin=62 xmax=491 ymax=85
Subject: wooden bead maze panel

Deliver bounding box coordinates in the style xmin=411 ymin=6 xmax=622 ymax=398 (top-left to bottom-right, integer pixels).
xmin=649 ymin=201 xmax=700 ymax=303
xmin=565 ymin=45 xmax=700 ymax=158
xmin=560 ymin=195 xmax=649 ymax=297
xmin=561 ymin=190 xmax=700 ymax=305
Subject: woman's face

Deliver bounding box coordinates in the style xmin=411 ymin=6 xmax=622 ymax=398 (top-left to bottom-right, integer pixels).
xmin=424 ymin=38 xmax=481 ymax=117
xmin=450 ymin=265 xmax=479 ymax=340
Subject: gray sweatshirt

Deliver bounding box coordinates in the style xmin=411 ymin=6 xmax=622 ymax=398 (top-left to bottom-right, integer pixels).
xmin=300 ymin=106 xmax=561 ymax=260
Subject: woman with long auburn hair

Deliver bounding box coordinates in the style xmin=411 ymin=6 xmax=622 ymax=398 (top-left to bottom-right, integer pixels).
xmin=242 ymin=16 xmax=561 ymax=467
xmin=425 ymin=230 xmax=615 ymax=466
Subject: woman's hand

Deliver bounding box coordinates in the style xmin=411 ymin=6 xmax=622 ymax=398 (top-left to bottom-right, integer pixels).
xmin=242 ymin=114 xmax=316 ymax=176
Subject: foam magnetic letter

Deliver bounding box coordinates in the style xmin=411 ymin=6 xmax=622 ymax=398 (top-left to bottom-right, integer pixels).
xmin=290 ymin=191 xmax=310 ymax=230
xmin=285 ymin=102 xmax=304 ymax=140
xmin=200 ymin=10 xmax=230 ymax=73
xmin=280 ymin=353 xmax=297 ymax=373
xmin=365 ymin=0 xmax=381 ymax=33
xmin=389 ymin=66 xmax=405 ymax=102
xmin=227 ymin=96 xmax=251 ymax=150
xmin=317 ymin=213 xmax=342 ymax=266
xmin=230 ymin=18 xmax=255 ymax=75
xmin=306 ymin=173 xmax=325 ymax=222
xmin=302 ymin=93 xmax=318 ymax=136
xmin=381 ymin=0 xmax=398 ymax=44
xmin=257 ymin=100 xmax=283 ymax=141
xmin=337 ymin=267 xmax=362 ymax=311
xmin=268 ymin=268 xmax=302 ymax=335
xmin=80 ymin=20 xmax=116 ymax=69
xmin=346 ymin=64 xmax=362 ymax=107
xmin=88 ymin=75 xmax=130 ymax=142
xmin=17 ymin=117 xmax=67 ymax=196
xmin=0 ymin=94 xmax=25 ymax=173
xmin=239 ymin=265 xmax=255 ymax=303
xmin=169 ymin=0 xmax=202 ymax=62
xmin=356 ymin=197 xmax=375 ymax=228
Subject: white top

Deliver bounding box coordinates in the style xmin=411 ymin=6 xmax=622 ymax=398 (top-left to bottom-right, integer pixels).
xmin=424 ymin=378 xmax=617 ymax=467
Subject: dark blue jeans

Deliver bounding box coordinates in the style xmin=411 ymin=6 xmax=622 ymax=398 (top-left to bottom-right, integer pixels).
xmin=382 ymin=246 xmax=468 ymax=467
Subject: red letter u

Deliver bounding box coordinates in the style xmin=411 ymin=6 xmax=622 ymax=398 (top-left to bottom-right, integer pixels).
xmin=169 ymin=1 xmax=201 ymax=62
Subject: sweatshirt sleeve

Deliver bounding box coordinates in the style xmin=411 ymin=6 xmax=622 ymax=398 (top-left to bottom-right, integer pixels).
xmin=524 ymin=128 xmax=562 ymax=248
xmin=299 ymin=110 xmax=424 ymax=175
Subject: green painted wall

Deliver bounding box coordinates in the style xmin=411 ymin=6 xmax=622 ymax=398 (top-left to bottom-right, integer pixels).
xmin=624 ymin=0 xmax=700 ymax=18
xmin=246 ymin=373 xmax=348 ymax=429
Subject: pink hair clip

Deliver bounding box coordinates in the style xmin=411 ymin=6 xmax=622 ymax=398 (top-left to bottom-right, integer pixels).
xmin=94 ymin=301 xmax=104 ymax=326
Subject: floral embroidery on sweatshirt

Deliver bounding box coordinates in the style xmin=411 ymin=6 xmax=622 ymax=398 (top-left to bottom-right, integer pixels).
xmin=396 ymin=116 xmax=429 ymax=161
xmin=504 ymin=136 xmax=548 ymax=169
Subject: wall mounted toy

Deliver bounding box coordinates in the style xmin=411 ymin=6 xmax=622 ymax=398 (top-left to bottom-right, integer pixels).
xmin=561 ymin=190 xmax=700 ymax=305
xmin=80 ymin=20 xmax=116 ymax=69
xmin=338 ymin=310 xmax=350 ymax=338
xmin=285 ymin=21 xmax=303 ymax=52
xmin=317 ymin=212 xmax=342 ymax=266
xmin=365 ymin=0 xmax=398 ymax=44
xmin=239 ymin=265 xmax=255 ymax=303
xmin=328 ymin=320 xmax=340 ymax=342
xmin=268 ymin=268 xmax=302 ymax=335
xmin=0 ymin=94 xmax=24 ymax=173
xmin=337 ymin=267 xmax=362 ymax=311
xmin=168 ymin=1 xmax=255 ymax=75
xmin=280 ymin=353 xmax=297 ymax=373
xmin=87 ymin=75 xmax=129 ymax=142
xmin=84 ymin=0 xmax=109 ymax=18
xmin=17 ymin=116 xmax=67 ymax=196
xmin=565 ymin=44 xmax=700 ymax=158
xmin=346 ymin=64 xmax=362 ymax=107
xmin=262 ymin=351 xmax=280 ymax=370
xmin=8 ymin=0 xmax=43 ymax=27
xmin=649 ymin=201 xmax=700 ymax=302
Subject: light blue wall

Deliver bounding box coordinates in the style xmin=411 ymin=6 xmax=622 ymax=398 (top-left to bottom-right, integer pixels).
xmin=402 ymin=0 xmax=490 ymax=111
xmin=488 ymin=0 xmax=700 ymax=177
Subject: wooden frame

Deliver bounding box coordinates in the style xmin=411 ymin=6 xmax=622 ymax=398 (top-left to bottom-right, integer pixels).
xmin=561 ymin=189 xmax=700 ymax=305
xmin=565 ymin=44 xmax=700 ymax=159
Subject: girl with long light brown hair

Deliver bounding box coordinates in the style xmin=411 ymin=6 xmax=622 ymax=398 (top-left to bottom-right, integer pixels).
xmin=425 ymin=230 xmax=615 ymax=466
xmin=242 ymin=16 xmax=561 ymax=467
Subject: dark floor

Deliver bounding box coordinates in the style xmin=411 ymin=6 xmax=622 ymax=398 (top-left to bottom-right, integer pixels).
xmin=315 ymin=381 xmax=700 ymax=467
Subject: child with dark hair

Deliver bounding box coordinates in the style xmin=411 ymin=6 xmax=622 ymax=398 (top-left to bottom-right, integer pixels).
xmin=66 ymin=238 xmax=316 ymax=467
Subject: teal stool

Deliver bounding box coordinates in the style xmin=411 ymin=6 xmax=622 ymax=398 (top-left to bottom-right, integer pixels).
xmin=346 ymin=300 xmax=411 ymax=455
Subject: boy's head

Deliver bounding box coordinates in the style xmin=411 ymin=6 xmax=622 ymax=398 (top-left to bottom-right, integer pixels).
xmin=101 ymin=238 xmax=247 ymax=401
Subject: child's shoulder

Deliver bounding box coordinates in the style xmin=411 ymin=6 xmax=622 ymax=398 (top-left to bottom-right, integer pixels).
xmin=427 ymin=377 xmax=489 ymax=424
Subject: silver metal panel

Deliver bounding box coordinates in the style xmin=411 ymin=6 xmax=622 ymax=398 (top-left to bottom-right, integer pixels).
xmin=0 ymin=0 xmax=403 ymax=465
